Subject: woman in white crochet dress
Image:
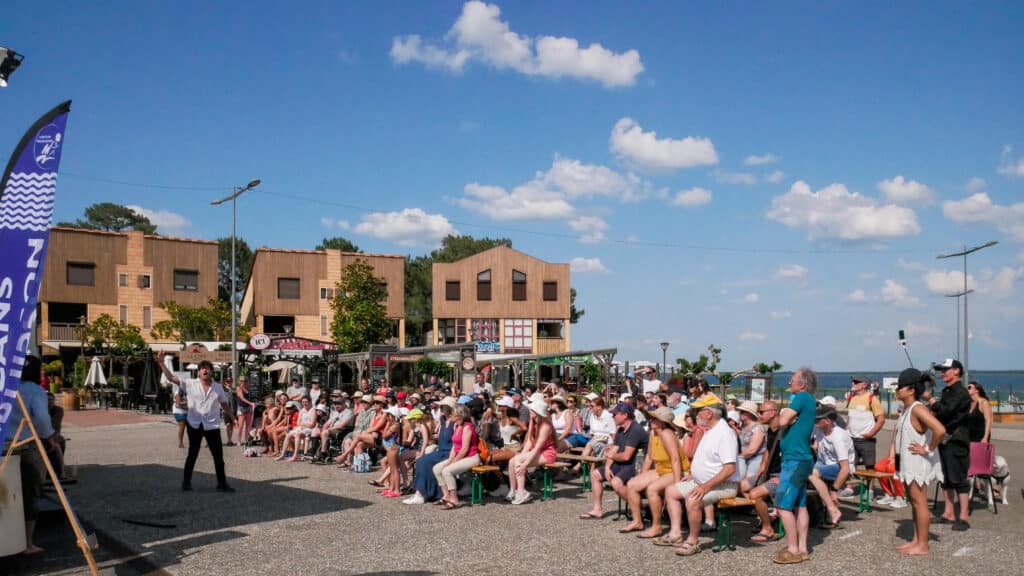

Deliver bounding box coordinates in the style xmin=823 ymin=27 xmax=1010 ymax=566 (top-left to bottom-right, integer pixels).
xmin=890 ymin=368 xmax=946 ymax=556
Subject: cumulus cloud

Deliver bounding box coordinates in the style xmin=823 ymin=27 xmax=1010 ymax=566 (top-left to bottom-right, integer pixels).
xmin=125 ymin=205 xmax=191 ymax=235
xmin=744 ymin=154 xmax=779 ymax=166
xmin=770 ymin=310 xmax=792 ymax=319
xmin=609 ymin=118 xmax=718 ymax=171
xmin=978 ymin=266 xmax=1023 ymax=299
xmin=320 ymin=217 xmax=351 ymax=231
xmin=739 ymin=330 xmax=767 ymax=342
xmin=457 ymin=156 xmax=642 ymax=220
xmin=764 ymin=170 xmax=785 ymax=184
xmin=742 ymin=292 xmax=760 ymax=304
xmin=967 ymin=177 xmax=986 ymax=192
xmin=671 ymin=187 xmax=712 ymax=207
xmin=390 ymin=1 xmax=643 ymax=88
xmin=923 ymin=269 xmax=976 ymax=295
xmin=942 ymin=192 xmax=1024 ymax=241
xmin=766 ymin=180 xmax=920 ymax=241
xmin=847 ymin=288 xmax=872 ymax=304
xmin=714 ymin=170 xmax=757 ymax=185
xmin=568 ymin=215 xmax=608 ymax=244
xmin=877 ymin=175 xmax=933 ymax=204
xmin=570 ymin=257 xmax=609 ymax=274
xmin=775 ymin=264 xmax=807 ymax=281
xmin=880 ymin=279 xmax=920 ymax=308
xmin=353 ymin=208 xmax=457 ymax=246
xmin=998 ymin=145 xmax=1024 ymax=177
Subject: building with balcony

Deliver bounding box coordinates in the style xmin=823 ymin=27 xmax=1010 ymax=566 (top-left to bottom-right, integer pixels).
xmin=432 ymin=246 xmax=570 ymax=355
xmin=240 ymin=247 xmax=405 ymax=344
xmin=37 ymin=227 xmax=219 ymax=352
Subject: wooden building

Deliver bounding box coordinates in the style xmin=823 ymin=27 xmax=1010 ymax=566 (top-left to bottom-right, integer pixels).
xmin=240 ymin=247 xmax=405 ymax=344
xmin=37 ymin=227 xmax=219 ymax=351
xmin=431 ymin=246 xmax=571 ymax=355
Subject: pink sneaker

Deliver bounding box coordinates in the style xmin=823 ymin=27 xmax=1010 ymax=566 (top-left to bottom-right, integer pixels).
xmin=381 ymin=490 xmax=400 ymax=498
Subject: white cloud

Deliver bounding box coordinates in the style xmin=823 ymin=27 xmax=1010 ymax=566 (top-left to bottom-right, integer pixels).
xmin=923 ymin=269 xmax=976 ymax=295
xmin=979 ymin=266 xmax=1023 ymax=299
xmin=671 ymin=187 xmax=712 ymax=207
xmin=542 ymin=156 xmax=642 ymax=200
xmin=942 ymin=192 xmax=1024 ymax=242
xmin=742 ymin=292 xmax=760 ymax=304
xmin=125 ymin=205 xmax=191 ymax=235
xmin=459 ymin=182 xmax=573 ymax=220
xmin=896 ymin=258 xmax=926 ymax=272
xmin=764 ymin=170 xmax=785 ymax=184
xmin=967 ymin=177 xmax=986 ymax=192
xmin=320 ymin=217 xmax=351 ymax=231
xmin=905 ymin=320 xmax=942 ymax=338
xmin=570 ymin=257 xmax=609 ymax=274
xmin=714 ymin=170 xmax=757 ymax=185
xmin=847 ymin=288 xmax=871 ymax=303
xmin=609 ymin=117 xmax=718 ymax=171
xmin=998 ymin=145 xmax=1024 ymax=177
xmin=744 ymin=154 xmax=779 ymax=166
xmin=775 ymin=264 xmax=807 ymax=281
xmin=770 ymin=310 xmax=792 ymax=319
xmin=877 ymin=175 xmax=933 ymax=204
xmin=390 ymin=1 xmax=643 ymax=88
xmin=739 ymin=330 xmax=767 ymax=342
xmin=766 ymin=180 xmax=920 ymax=241
xmin=352 ymin=208 xmax=457 ymax=247
xmin=568 ymin=215 xmax=608 ymax=244
xmin=880 ymin=279 xmax=920 ymax=308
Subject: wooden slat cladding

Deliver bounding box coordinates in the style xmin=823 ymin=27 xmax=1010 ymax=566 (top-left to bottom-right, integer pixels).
xmin=333 ymin=252 xmax=405 ymax=318
xmin=145 ymin=236 xmax=218 ymax=307
xmin=251 ymin=250 xmax=325 ymax=316
xmin=40 ymin=228 xmax=126 ymax=305
xmin=432 ymin=246 xmax=570 ymax=319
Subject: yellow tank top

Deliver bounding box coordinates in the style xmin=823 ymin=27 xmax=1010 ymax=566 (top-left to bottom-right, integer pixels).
xmin=650 ymin=434 xmax=674 ymax=476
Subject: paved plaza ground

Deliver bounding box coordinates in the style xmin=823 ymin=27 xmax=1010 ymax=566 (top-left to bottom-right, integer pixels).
xmin=3 ymin=409 xmax=1024 ymax=576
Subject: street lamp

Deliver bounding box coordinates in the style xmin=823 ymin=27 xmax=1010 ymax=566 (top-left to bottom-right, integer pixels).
xmin=0 ymin=47 xmax=24 ymax=88
xmin=659 ymin=341 xmax=669 ymax=380
xmin=211 ymin=178 xmax=261 ymax=389
xmin=937 ymin=240 xmax=997 ymax=384
xmin=944 ymin=289 xmax=974 ymax=360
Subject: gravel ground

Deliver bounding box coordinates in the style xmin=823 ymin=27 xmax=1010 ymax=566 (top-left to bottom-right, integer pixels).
xmin=4 ymin=416 xmax=1024 ymax=576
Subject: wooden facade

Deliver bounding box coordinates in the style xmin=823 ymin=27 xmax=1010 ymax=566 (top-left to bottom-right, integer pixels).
xmin=241 ymin=248 xmax=406 ymax=344
xmin=432 ymin=246 xmax=571 ymax=353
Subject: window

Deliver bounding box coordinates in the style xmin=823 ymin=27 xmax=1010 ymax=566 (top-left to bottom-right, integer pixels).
xmin=472 ymin=318 xmax=499 ymax=340
xmin=438 ymin=318 xmax=467 ymax=344
xmin=543 ymin=281 xmax=558 ymax=301
xmin=173 ymin=269 xmax=199 ymax=291
xmin=320 ymin=315 xmax=328 ymax=337
xmin=118 ymin=273 xmax=128 ymax=287
xmin=277 ymin=277 xmax=300 ymax=299
xmin=503 ymin=319 xmax=533 ymax=353
xmin=320 ymin=287 xmax=333 ymax=300
xmin=119 ymin=305 xmax=127 ymax=325
xmin=476 ymin=269 xmax=491 ymax=301
xmin=143 ymin=306 xmax=152 ymax=329
xmin=138 ymin=274 xmax=151 ymax=289
xmin=378 ymin=281 xmax=388 ymax=302
xmin=66 ymin=262 xmax=95 ymax=286
xmin=537 ymin=319 xmax=564 ymax=339
xmin=445 ymin=280 xmax=461 ymax=301
xmin=512 ymin=269 xmax=527 ymax=301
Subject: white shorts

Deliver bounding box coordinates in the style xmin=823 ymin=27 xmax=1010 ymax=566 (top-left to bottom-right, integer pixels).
xmin=675 ymin=479 xmax=738 ymax=506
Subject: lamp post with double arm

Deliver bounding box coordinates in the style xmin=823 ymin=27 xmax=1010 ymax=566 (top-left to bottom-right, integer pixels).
xmin=937 ymin=240 xmax=997 ymax=385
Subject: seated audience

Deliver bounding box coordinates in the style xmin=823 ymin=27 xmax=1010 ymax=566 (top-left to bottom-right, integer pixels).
xmin=434 ymin=404 xmax=480 ymax=509
xmin=404 ymin=397 xmax=456 ymax=504
xmin=808 ymin=405 xmax=854 ymax=528
xmin=580 ymin=402 xmax=647 ymax=520
xmin=621 ymin=407 xmax=682 ymax=538
xmin=507 ymin=396 xmax=557 ymax=505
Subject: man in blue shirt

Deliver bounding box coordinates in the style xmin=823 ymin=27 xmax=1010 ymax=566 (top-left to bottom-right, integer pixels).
xmin=3 ymin=356 xmax=58 ymax=555
xmin=774 ymin=367 xmax=818 ymax=565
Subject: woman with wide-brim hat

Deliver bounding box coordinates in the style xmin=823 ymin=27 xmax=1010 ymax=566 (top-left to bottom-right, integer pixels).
xmin=737 ymin=400 xmax=767 ymax=493
xmin=507 ymin=397 xmax=557 ymax=505
xmin=622 ymin=406 xmax=683 ymax=539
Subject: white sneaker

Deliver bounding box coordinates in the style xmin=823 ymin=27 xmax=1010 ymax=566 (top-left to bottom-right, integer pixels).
xmin=888 ymin=498 xmax=908 ymax=510
xmin=511 ymin=491 xmax=532 ymax=505
xmin=403 ymin=493 xmax=425 ymax=505
xmin=837 ymin=488 xmax=857 ymax=500
xmin=875 ymin=494 xmax=893 ymax=505
xmin=505 ymin=490 xmax=516 ymax=502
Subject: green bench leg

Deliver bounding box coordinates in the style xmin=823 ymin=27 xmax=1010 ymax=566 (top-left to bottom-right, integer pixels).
xmin=858 ymin=481 xmax=871 ymax=513
xmin=713 ymin=508 xmax=735 ymax=552
xmin=615 ymin=495 xmax=624 ymax=520
xmin=542 ymin=469 xmax=554 ymax=501
xmin=776 ymin=515 xmax=784 ymax=537
xmin=580 ymin=462 xmax=591 ymax=492
xmin=471 ymin=473 xmax=483 ymax=505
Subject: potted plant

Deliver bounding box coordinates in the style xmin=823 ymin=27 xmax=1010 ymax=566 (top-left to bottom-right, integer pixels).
xmin=43 ymin=359 xmax=63 ymax=394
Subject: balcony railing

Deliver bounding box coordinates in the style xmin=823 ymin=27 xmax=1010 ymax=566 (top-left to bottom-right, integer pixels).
xmin=49 ymin=322 xmax=84 ymax=341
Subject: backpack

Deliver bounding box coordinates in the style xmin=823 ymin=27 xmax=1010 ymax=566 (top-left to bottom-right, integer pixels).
xmin=478 ymin=435 xmax=491 ymax=464
xmin=351 ymin=451 xmax=371 ymax=473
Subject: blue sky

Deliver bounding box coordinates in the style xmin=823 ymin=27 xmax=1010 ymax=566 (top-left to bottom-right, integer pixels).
xmin=3 ymin=1 xmax=1023 ymax=370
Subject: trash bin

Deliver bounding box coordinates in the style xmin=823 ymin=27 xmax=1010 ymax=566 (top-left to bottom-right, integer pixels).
xmin=0 ymin=453 xmax=27 ymax=556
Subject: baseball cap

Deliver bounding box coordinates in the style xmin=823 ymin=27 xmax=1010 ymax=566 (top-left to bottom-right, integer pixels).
xmin=815 ymin=405 xmax=837 ymax=421
xmin=691 ymin=394 xmax=723 ymax=409
xmin=352 ymin=391 xmax=363 ymax=399
xmin=315 ymin=405 xmax=328 ymax=414
xmin=407 ymin=408 xmax=425 ymax=420
xmin=457 ymin=394 xmax=473 ymax=405
xmin=496 ymin=396 xmax=515 ymax=408
xmin=609 ymin=402 xmax=634 ymax=416
xmin=396 ymin=391 xmax=407 ymax=399
xmin=933 ymin=358 xmax=964 ymax=373
xmin=619 ymin=392 xmax=632 ymax=401
xmin=584 ymin=392 xmax=600 ymax=401
xmin=819 ymin=395 xmax=837 ymax=407
xmin=898 ymin=367 xmax=923 ymax=389
xmin=851 ymin=374 xmax=869 ymax=384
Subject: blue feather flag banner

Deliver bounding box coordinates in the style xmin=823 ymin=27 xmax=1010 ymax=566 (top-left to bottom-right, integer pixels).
xmin=0 ymin=100 xmax=71 ymax=442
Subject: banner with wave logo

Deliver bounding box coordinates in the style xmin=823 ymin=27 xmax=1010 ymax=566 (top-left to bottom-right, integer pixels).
xmin=0 ymin=100 xmax=71 ymax=442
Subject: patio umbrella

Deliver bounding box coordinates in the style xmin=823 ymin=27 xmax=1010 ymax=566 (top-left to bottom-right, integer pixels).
xmin=267 ymin=360 xmax=299 ymax=384
xmin=159 ymin=354 xmax=176 ymax=387
xmin=85 ymin=356 xmax=107 ymax=387
xmin=139 ymin=354 xmax=159 ymax=396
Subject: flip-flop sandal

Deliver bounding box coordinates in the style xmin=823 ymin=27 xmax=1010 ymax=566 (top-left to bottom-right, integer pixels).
xmin=819 ymin=520 xmax=840 ymax=529
xmin=750 ymin=533 xmax=779 ymax=543
xmin=675 ymin=542 xmax=701 ymax=556
xmin=368 ymin=480 xmax=384 ymax=488
xmin=441 ymin=501 xmax=463 ymax=510
xmin=772 ymin=550 xmax=805 ymax=564
xmin=653 ymin=535 xmax=684 ymax=547
xmin=579 ymin=512 xmax=603 ymax=520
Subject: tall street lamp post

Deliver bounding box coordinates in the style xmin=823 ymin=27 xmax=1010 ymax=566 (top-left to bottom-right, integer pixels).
xmin=944 ymin=289 xmax=973 ymax=360
xmin=0 ymin=46 xmax=24 ymax=88
xmin=211 ymin=179 xmax=261 ymax=390
xmin=937 ymin=240 xmax=997 ymax=385
xmin=660 ymin=341 xmax=669 ymax=380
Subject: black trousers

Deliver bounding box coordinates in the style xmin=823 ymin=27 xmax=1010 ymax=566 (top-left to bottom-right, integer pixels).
xmin=184 ymin=423 xmax=227 ymax=487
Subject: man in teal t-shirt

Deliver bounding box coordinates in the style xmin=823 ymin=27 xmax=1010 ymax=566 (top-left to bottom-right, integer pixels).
xmin=773 ymin=368 xmax=818 ymax=565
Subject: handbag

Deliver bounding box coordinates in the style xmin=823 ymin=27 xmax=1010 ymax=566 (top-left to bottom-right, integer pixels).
xmin=968 ymin=441 xmax=995 ymax=477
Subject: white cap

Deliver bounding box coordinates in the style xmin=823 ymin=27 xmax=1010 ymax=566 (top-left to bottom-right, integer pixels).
xmin=819 ymin=395 xmax=837 ymax=407
xmin=584 ymin=393 xmax=600 ymax=401
xmin=619 ymin=392 xmax=632 ymax=401
xmin=496 ymin=396 xmax=515 ymax=408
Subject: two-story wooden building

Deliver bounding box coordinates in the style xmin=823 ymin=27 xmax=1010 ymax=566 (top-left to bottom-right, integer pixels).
xmin=37 ymin=227 xmax=219 ymax=352
xmin=239 ymin=247 xmax=406 ymax=344
xmin=431 ymin=246 xmax=571 ymax=355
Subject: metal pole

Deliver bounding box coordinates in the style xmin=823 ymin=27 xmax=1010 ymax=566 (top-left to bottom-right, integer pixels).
xmin=963 ymin=249 xmax=968 ymax=385
xmin=955 ymin=294 xmax=960 ymax=360
xmin=231 ymin=191 xmax=237 ymax=390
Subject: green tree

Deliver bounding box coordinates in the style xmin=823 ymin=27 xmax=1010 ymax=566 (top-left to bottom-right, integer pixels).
xmin=150 ymin=299 xmax=250 ymax=342
xmin=331 ymin=260 xmax=392 ymax=353
xmin=217 ymin=237 xmax=254 ymax=303
xmin=754 ymin=361 xmax=783 ymax=374
xmin=57 ymin=202 xmax=157 ymax=234
xmin=570 ymin=288 xmax=585 ymax=324
xmin=316 ymin=236 xmax=361 ymax=252
xmin=80 ymin=314 xmax=149 ymax=386
xmin=675 ymin=344 xmax=722 ymax=376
